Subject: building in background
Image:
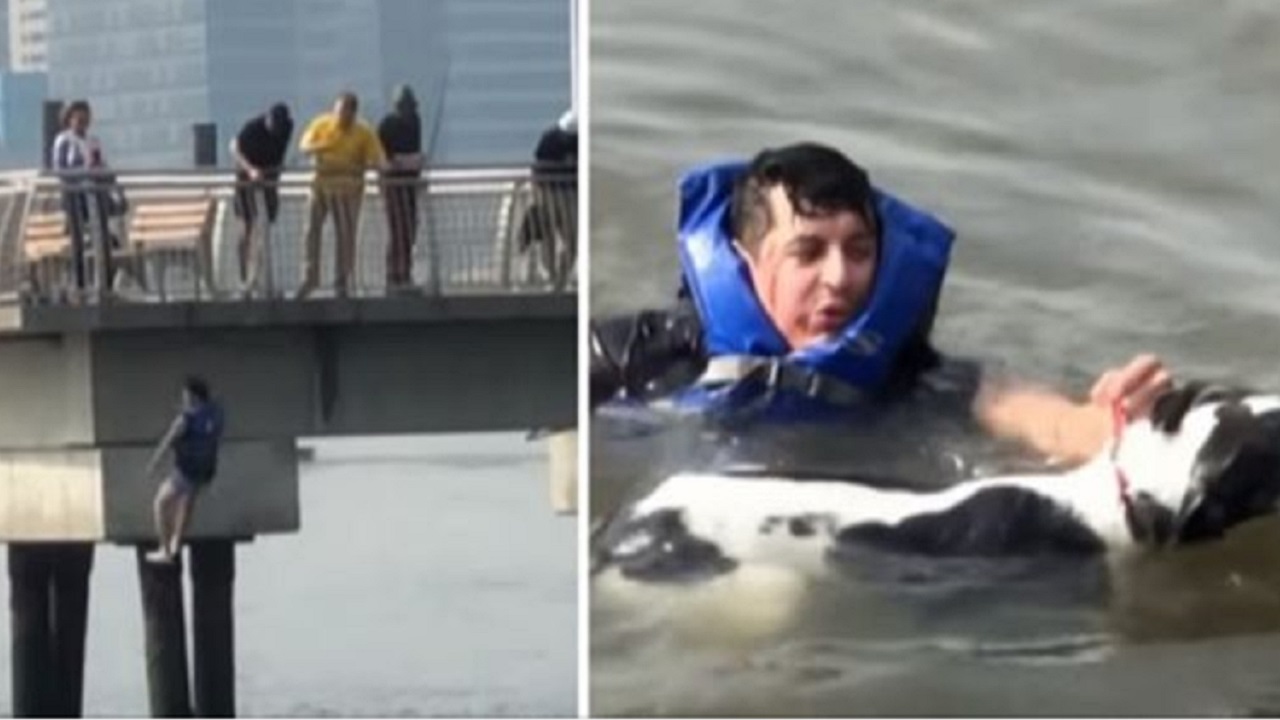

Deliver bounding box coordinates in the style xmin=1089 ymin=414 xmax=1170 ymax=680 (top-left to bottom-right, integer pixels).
xmin=0 ymin=0 xmax=11 ymax=72
xmin=42 ymin=0 xmax=569 ymax=170
xmin=0 ymin=69 xmax=45 ymax=167
xmin=9 ymin=0 xmax=45 ymax=71
xmin=48 ymin=0 xmax=294 ymax=169
xmin=293 ymin=0 xmax=384 ymax=125
xmin=428 ymin=0 xmax=570 ymax=165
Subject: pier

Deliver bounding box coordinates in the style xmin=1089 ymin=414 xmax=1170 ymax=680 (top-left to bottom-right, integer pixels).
xmin=0 ymin=166 xmax=576 ymax=715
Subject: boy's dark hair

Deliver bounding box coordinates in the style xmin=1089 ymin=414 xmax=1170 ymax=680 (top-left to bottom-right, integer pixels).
xmin=184 ymin=376 xmax=210 ymax=403
xmin=336 ymin=91 xmax=359 ymax=112
xmin=61 ymin=100 xmax=91 ymax=129
xmin=729 ymin=142 xmax=878 ymax=254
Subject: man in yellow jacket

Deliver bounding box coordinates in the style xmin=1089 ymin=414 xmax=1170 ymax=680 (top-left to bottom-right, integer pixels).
xmin=297 ymin=91 xmax=387 ymax=299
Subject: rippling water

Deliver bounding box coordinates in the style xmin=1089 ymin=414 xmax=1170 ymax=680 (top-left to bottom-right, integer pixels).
xmin=0 ymin=434 xmax=577 ymax=716
xmin=590 ymin=1 xmax=1280 ymax=715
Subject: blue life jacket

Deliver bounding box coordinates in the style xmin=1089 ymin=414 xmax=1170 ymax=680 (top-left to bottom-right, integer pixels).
xmin=174 ymin=401 xmax=224 ymax=483
xmin=669 ymin=159 xmax=955 ymax=423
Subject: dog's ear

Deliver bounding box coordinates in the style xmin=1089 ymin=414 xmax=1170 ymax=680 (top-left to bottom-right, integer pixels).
xmin=1150 ymin=382 xmax=1250 ymax=434
xmin=1192 ymin=402 xmax=1259 ymax=479
xmin=1150 ymin=382 xmax=1208 ymax=434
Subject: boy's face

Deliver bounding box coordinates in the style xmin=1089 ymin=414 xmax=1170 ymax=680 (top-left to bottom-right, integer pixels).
xmin=740 ymin=185 xmax=878 ymax=350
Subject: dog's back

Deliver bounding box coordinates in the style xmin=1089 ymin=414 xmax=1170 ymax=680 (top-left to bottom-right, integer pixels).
xmin=596 ymin=383 xmax=1280 ymax=584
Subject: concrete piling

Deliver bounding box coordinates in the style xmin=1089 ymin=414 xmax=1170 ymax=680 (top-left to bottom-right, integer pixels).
xmin=9 ymin=544 xmax=53 ymax=717
xmin=137 ymin=547 xmax=193 ymax=718
xmin=548 ymin=429 xmax=578 ymax=514
xmin=49 ymin=544 xmax=95 ymax=717
xmin=9 ymin=543 xmax=95 ymax=718
xmin=190 ymin=541 xmax=236 ymax=717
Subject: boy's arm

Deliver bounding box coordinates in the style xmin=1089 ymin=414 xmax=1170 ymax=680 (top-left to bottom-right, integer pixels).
xmin=974 ymin=380 xmax=1110 ymax=465
xmin=590 ymin=305 xmax=705 ymax=409
xmin=974 ymin=355 xmax=1171 ymax=465
xmin=145 ymin=416 xmax=186 ymax=479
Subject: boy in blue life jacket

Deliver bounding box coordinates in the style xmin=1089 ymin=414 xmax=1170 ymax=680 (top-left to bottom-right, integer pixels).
xmin=145 ymin=376 xmax=225 ymax=564
xmin=590 ymin=142 xmax=1171 ymax=467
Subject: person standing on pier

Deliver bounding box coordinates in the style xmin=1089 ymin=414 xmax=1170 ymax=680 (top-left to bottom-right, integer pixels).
xmin=230 ymin=102 xmax=294 ymax=298
xmin=51 ymin=100 xmax=122 ymax=300
xmin=296 ymin=91 xmax=387 ymax=299
xmin=517 ymin=109 xmax=578 ymax=287
xmin=378 ymin=84 xmax=425 ymax=294
xmin=145 ymin=377 xmax=225 ymax=564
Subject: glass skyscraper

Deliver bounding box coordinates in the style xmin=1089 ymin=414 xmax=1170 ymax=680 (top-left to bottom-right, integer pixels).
xmin=9 ymin=0 xmax=45 ymax=71
xmin=0 ymin=70 xmax=45 ymax=167
xmin=45 ymin=0 xmax=570 ymax=169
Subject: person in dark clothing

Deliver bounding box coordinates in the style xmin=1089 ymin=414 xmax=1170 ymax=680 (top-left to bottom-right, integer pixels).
xmin=534 ymin=109 xmax=578 ymax=177
xmin=145 ymin=376 xmax=225 ymax=564
xmin=230 ymin=103 xmax=293 ymax=296
xmin=377 ymin=85 xmax=424 ymax=291
xmin=518 ymin=109 xmax=578 ymax=287
xmin=590 ymin=142 xmax=1173 ymax=470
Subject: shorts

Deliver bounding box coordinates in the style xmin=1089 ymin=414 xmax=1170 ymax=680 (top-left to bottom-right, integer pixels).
xmin=167 ymin=473 xmax=205 ymax=498
xmin=233 ymin=180 xmax=280 ymax=224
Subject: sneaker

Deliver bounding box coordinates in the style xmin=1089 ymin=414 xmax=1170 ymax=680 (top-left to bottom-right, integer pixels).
xmin=145 ymin=549 xmax=174 ymax=565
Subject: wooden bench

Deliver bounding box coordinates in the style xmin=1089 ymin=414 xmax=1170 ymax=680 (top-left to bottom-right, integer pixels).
xmin=23 ymin=210 xmax=71 ymax=261
xmin=126 ymin=198 xmax=216 ymax=301
xmin=21 ymin=210 xmax=72 ymax=299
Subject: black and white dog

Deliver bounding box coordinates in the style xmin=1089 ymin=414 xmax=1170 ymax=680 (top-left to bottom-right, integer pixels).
xmin=594 ymin=383 xmax=1280 ymax=584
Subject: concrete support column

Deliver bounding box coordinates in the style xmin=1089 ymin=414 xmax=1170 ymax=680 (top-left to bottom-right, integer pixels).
xmin=137 ymin=548 xmax=192 ymax=718
xmin=189 ymin=541 xmax=236 ymax=717
xmin=547 ymin=430 xmax=577 ymax=515
xmin=9 ymin=543 xmax=95 ymax=718
xmin=10 ymin=544 xmax=53 ymax=717
xmin=49 ymin=544 xmax=94 ymax=717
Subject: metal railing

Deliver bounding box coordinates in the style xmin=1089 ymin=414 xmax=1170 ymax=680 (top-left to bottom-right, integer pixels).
xmin=0 ymin=165 xmax=577 ymax=305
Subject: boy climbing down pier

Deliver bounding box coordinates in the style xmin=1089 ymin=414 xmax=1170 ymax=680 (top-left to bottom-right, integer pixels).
xmin=145 ymin=376 xmax=225 ymax=564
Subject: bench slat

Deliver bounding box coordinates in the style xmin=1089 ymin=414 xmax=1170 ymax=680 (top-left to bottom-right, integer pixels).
xmin=26 ymin=243 xmax=69 ymax=260
xmin=131 ymin=229 xmax=204 ymax=243
xmin=22 ymin=211 xmax=71 ymax=261
xmin=26 ymin=228 xmax=68 ymax=241
xmin=126 ymin=197 xmax=214 ymax=254
xmin=132 ymin=203 xmax=213 ymax=217
xmin=132 ymin=216 xmax=211 ymax=231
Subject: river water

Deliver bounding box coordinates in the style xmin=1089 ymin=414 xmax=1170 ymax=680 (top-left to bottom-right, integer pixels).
xmin=0 ymin=434 xmax=577 ymax=717
xmin=590 ymin=1 xmax=1280 ymax=715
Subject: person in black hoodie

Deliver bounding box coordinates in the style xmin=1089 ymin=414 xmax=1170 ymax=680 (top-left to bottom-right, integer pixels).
xmin=519 ymin=109 xmax=578 ymax=287
xmin=378 ymin=85 xmax=424 ymax=292
xmin=230 ymin=102 xmax=294 ymax=296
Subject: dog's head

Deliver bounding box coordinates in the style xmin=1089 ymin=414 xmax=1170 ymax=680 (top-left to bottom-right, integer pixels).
xmin=1117 ymin=382 xmax=1280 ymax=546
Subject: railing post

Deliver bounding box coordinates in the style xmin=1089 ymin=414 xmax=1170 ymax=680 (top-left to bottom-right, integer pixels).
xmin=261 ymin=192 xmax=275 ymax=300
xmin=423 ymin=181 xmax=441 ymax=296
xmin=498 ymin=182 xmax=517 ymax=290
xmin=559 ymin=176 xmax=578 ymax=292
xmin=199 ymin=186 xmax=216 ymax=301
xmin=90 ymin=187 xmax=109 ymax=302
xmin=3 ymin=188 xmax=34 ymax=300
xmin=356 ymin=172 xmax=371 ymax=298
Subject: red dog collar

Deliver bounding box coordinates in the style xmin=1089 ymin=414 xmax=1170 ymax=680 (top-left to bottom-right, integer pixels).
xmin=1110 ymin=401 xmax=1136 ymax=521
